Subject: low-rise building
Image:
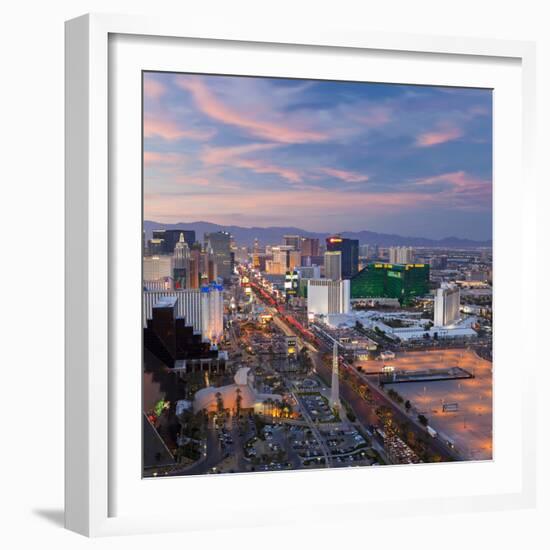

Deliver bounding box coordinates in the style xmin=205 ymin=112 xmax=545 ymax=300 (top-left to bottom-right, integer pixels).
xmin=193 ymin=367 xmax=282 ymax=415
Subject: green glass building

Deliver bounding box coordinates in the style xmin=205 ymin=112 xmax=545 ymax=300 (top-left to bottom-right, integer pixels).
xmin=350 ymin=263 xmax=430 ymax=305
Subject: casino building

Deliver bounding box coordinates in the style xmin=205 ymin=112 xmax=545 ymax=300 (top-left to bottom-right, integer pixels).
xmin=350 ymin=263 xmax=430 ymax=305
xmin=143 ymin=283 xmax=224 ymax=343
xmin=307 ymin=278 xmax=351 ymax=317
xmin=326 ymin=236 xmax=359 ymax=279
xmin=144 ymin=295 xmax=223 ymax=371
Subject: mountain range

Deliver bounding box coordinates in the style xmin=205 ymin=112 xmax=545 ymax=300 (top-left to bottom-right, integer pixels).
xmin=144 ymin=220 xmax=492 ymax=249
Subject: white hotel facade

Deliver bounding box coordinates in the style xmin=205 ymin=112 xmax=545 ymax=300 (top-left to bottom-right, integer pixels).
xmin=434 ymin=284 xmax=461 ymax=327
xmin=388 ymin=246 xmax=415 ymax=264
xmin=143 ymin=284 xmax=224 ymax=343
xmin=307 ymin=279 xmax=350 ymax=318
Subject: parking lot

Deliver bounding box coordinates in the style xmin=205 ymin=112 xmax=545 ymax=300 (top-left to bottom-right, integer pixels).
xmin=298 ymin=392 xmax=337 ymax=423
xmin=319 ymin=427 xmax=373 ymax=466
xmin=359 ymin=349 xmax=493 ymax=460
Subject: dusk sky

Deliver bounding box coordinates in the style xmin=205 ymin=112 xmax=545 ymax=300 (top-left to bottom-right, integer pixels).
xmin=143 ymin=72 xmax=492 ymax=240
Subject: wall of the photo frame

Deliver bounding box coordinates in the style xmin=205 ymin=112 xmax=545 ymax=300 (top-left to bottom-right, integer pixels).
xmin=1 ymin=0 xmax=547 ymax=548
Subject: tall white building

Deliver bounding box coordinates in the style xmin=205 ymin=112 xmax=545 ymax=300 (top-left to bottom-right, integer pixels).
xmin=173 ymin=233 xmax=190 ymax=288
xmin=143 ymin=279 xmax=173 ymax=291
xmin=200 ymin=284 xmax=224 ymax=343
xmin=144 ymin=289 xmax=202 ymax=330
xmin=143 ymin=285 xmax=224 ymax=343
xmin=389 ymin=246 xmax=414 ymax=264
xmin=434 ymin=284 xmax=461 ymax=327
xmin=307 ymin=279 xmax=350 ymax=317
xmin=173 ymin=233 xmax=190 ymax=268
xmin=143 ymin=255 xmax=172 ymax=281
xmin=324 ymin=251 xmax=342 ymax=281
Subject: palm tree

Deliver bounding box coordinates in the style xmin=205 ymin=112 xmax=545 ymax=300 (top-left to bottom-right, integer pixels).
xmin=282 ymin=400 xmax=292 ymax=418
xmin=215 ymin=392 xmax=224 ymax=416
xmin=235 ymin=388 xmax=242 ymax=418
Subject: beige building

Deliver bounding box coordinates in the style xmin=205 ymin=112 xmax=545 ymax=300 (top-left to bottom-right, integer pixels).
xmin=266 ymin=260 xmax=286 ymax=275
xmin=389 ymin=246 xmax=414 ymax=264
xmin=143 ymin=255 xmax=172 ymax=281
xmin=324 ymin=250 xmax=342 ymax=280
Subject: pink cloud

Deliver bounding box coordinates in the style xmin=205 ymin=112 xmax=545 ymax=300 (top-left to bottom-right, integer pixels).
xmin=357 ymin=106 xmax=392 ymax=127
xmin=143 ymin=78 xmax=166 ymax=100
xmin=416 ymin=125 xmax=463 ymax=147
xmin=414 ymin=171 xmax=491 ymax=206
xmin=176 ymin=76 xmax=327 ymax=144
xmin=418 ymin=171 xmax=486 ymax=189
xmin=201 ymin=143 xmax=278 ymax=165
xmin=236 ymin=158 xmax=303 ymax=183
xmin=172 ymin=175 xmax=210 ymax=187
xmin=201 ymin=143 xmax=303 ymax=183
xmin=144 ymin=151 xmax=185 ymax=166
xmin=144 ymin=114 xmax=215 ymax=142
xmin=320 ymin=167 xmax=369 ymax=183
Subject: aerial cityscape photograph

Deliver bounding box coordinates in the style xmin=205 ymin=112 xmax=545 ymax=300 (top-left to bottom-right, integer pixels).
xmin=142 ymin=71 xmax=493 ymax=477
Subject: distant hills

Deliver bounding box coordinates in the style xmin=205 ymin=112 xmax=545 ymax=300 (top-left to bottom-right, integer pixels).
xmin=144 ymin=220 xmax=492 ymax=249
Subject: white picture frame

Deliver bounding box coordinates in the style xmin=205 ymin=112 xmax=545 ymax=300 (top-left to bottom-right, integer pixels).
xmin=65 ymin=13 xmax=537 ymax=537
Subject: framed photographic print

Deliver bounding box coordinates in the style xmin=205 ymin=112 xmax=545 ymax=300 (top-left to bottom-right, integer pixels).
xmin=142 ymin=71 xmax=494 ymax=473
xmin=65 ymin=13 xmax=537 ymax=536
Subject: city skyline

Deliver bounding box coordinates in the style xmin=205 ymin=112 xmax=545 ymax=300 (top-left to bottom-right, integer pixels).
xmin=144 ymin=72 xmax=492 ymax=240
xmin=143 ymin=219 xmax=493 ymax=247
xmin=142 ymin=72 xmax=493 ymax=478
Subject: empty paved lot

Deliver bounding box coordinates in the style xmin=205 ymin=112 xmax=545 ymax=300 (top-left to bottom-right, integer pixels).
xmin=360 ymin=349 xmax=493 ymax=461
